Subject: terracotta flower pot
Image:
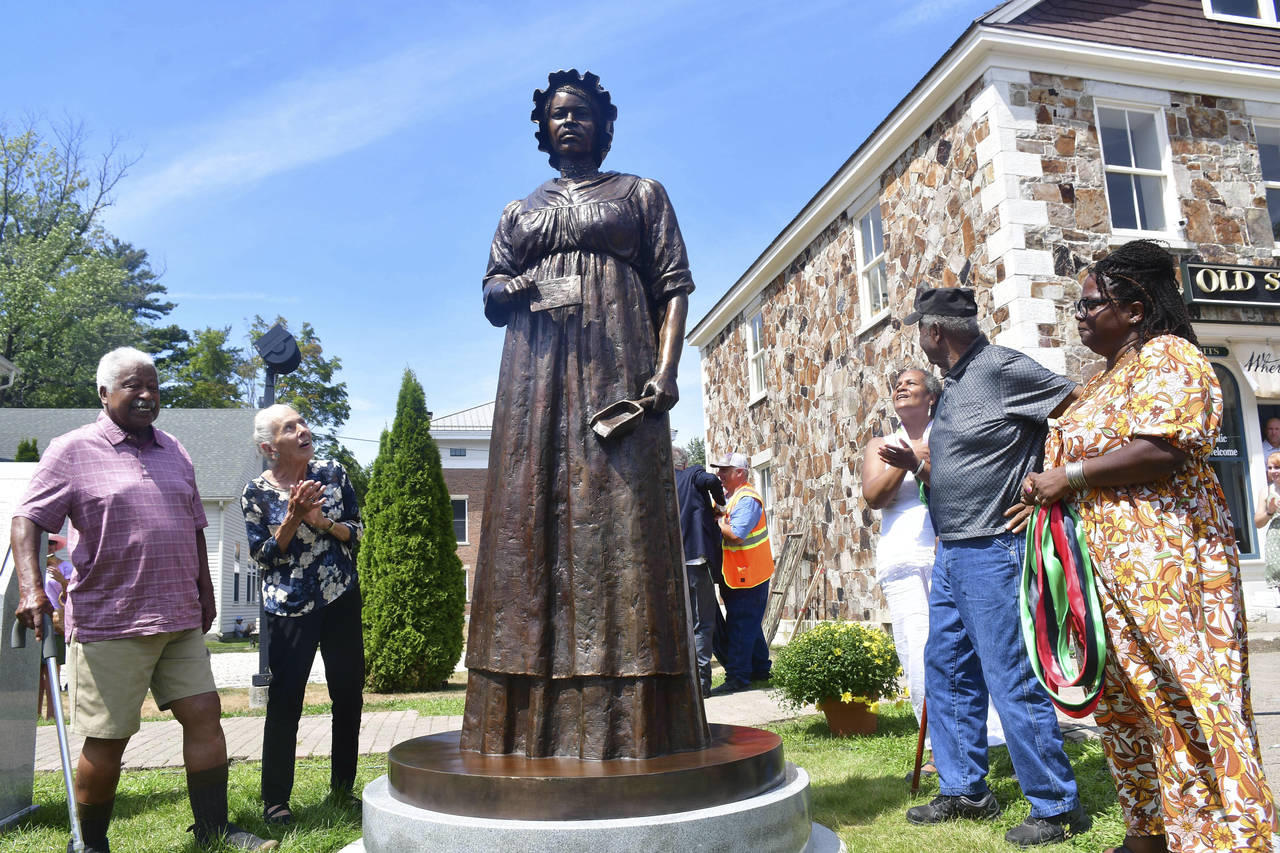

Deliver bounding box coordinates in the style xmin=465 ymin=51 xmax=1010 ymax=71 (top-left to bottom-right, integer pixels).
xmin=817 ymin=696 xmax=877 ymax=736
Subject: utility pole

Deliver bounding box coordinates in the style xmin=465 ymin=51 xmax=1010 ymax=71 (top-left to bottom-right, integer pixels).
xmin=249 ymin=323 xmax=301 ymax=709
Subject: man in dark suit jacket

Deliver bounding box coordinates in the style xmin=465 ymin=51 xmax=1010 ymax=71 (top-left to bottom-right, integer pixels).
xmin=673 ymin=447 xmax=726 ymax=696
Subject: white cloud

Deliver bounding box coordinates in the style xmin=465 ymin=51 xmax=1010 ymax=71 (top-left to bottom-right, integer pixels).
xmin=106 ymin=0 xmax=690 ymax=230
xmin=881 ymin=0 xmax=985 ymax=33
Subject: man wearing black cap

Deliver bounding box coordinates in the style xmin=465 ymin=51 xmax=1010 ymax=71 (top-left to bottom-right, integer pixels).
xmin=902 ymin=287 xmax=1087 ymax=847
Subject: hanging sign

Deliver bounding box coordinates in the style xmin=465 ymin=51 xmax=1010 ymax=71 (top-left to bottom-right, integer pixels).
xmin=1236 ymin=346 xmax=1280 ymax=398
xmin=1184 ymin=261 xmax=1280 ymax=309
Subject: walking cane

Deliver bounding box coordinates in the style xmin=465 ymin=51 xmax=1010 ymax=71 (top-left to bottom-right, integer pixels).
xmin=909 ymin=697 xmax=928 ymax=795
xmin=12 ymin=612 xmax=84 ymax=852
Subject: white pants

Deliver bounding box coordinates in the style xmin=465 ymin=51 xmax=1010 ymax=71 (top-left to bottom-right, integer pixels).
xmin=881 ymin=563 xmax=1005 ymax=750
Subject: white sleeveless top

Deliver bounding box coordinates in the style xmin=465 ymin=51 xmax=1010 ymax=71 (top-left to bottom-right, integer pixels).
xmin=874 ymin=424 xmax=937 ymax=582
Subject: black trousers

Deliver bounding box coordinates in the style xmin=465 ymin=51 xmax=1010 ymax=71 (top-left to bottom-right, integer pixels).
xmin=261 ymin=586 xmax=364 ymax=806
xmin=685 ymin=562 xmax=719 ymax=692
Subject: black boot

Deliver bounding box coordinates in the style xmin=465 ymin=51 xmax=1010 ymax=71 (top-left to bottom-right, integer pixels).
xmin=72 ymin=799 xmax=113 ymax=853
xmin=187 ymin=763 xmax=278 ymax=851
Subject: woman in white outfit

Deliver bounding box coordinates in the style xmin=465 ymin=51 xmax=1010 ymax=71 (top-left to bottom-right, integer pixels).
xmin=862 ymin=367 xmax=1004 ymax=773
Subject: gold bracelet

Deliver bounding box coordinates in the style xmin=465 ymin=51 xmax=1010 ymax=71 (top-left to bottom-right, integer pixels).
xmin=324 ymin=518 xmax=335 ymax=532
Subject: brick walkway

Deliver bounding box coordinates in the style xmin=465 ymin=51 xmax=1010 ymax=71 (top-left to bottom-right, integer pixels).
xmin=35 ymin=712 xmax=464 ymax=772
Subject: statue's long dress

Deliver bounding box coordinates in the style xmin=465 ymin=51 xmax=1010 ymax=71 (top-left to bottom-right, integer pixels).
xmin=461 ymin=172 xmax=710 ymax=759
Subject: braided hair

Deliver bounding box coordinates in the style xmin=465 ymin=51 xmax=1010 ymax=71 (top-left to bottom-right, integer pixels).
xmin=1092 ymin=239 xmax=1198 ymax=346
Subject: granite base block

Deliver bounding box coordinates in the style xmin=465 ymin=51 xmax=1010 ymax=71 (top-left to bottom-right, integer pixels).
xmin=361 ymin=762 xmax=842 ymax=853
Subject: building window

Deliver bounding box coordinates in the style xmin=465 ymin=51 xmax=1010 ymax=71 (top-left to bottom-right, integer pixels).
xmin=452 ymin=498 xmax=468 ymax=544
xmin=754 ymin=462 xmax=776 ymax=541
xmin=1202 ymin=0 xmax=1280 ymax=26
xmin=857 ymin=204 xmax=889 ymax=319
xmin=1258 ymin=124 xmax=1280 ymax=243
xmin=1097 ymin=105 xmax=1171 ymax=233
xmin=747 ymin=311 xmax=767 ymax=399
xmin=450 ymin=447 xmax=466 ymax=457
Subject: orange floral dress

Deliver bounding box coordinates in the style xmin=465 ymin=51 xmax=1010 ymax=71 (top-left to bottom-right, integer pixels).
xmin=1045 ymin=334 xmax=1275 ymax=852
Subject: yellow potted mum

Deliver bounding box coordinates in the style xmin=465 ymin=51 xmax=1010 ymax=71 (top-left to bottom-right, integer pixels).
xmin=772 ymin=621 xmax=901 ymax=735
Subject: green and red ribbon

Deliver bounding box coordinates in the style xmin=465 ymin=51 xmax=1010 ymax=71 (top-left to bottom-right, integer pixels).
xmin=1019 ymin=501 xmax=1107 ymax=718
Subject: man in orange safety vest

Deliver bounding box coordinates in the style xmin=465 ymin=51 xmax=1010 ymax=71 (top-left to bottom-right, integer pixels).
xmin=707 ymin=452 xmax=774 ymax=696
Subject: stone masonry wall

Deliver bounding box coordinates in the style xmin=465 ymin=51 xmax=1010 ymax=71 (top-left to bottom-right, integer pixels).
xmin=698 ymin=66 xmax=1280 ymax=622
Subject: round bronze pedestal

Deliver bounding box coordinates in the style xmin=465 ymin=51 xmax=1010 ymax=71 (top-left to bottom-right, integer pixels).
xmin=387 ymin=723 xmax=785 ymax=820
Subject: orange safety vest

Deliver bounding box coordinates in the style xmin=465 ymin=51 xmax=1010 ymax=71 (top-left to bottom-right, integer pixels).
xmin=721 ymin=485 xmax=774 ymax=589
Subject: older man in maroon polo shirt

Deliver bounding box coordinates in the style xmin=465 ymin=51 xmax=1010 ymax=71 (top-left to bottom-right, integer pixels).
xmin=11 ymin=347 xmax=275 ymax=853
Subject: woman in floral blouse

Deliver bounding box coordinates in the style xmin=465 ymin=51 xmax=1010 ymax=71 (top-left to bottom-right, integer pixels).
xmin=1022 ymin=240 xmax=1274 ymax=853
xmin=242 ymin=404 xmax=364 ymax=826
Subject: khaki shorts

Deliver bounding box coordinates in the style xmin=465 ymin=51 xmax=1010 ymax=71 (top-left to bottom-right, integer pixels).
xmin=69 ymin=628 xmax=217 ymax=739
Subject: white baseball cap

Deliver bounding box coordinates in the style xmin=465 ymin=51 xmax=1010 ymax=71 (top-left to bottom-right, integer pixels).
xmin=709 ymin=452 xmax=749 ymax=470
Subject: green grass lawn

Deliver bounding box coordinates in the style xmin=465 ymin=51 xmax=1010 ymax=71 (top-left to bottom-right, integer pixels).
xmin=8 ymin=701 xmax=1125 ymax=852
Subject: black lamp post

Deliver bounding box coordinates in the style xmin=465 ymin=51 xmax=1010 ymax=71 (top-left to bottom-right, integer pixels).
xmin=252 ymin=323 xmax=301 ymax=691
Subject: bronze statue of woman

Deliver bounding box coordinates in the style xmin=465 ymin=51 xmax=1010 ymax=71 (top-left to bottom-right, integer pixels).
xmin=461 ymin=70 xmax=710 ymax=760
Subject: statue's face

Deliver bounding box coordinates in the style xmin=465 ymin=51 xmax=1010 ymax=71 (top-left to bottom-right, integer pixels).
xmin=547 ymin=90 xmax=596 ymax=159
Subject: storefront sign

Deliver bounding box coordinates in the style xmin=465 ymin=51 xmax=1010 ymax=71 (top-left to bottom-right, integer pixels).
xmin=1184 ymin=261 xmax=1280 ymax=309
xmin=1236 ymin=346 xmax=1280 ymax=397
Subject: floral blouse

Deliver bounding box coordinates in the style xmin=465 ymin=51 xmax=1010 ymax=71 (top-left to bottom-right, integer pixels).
xmin=242 ymin=459 xmax=363 ymax=617
xmin=1044 ymin=334 xmax=1238 ymax=595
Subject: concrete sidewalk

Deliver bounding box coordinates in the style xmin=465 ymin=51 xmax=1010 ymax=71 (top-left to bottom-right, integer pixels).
xmin=38 ymin=632 xmax=1280 ymax=780
xmin=34 ymin=687 xmax=800 ymax=772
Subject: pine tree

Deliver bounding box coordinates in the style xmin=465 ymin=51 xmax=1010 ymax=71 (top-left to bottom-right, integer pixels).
xmin=358 ymin=369 xmax=465 ymax=691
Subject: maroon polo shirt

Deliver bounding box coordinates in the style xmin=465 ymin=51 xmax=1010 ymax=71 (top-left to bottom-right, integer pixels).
xmin=14 ymin=411 xmax=208 ymax=642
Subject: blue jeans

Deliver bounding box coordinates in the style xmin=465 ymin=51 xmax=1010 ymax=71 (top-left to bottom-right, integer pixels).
xmin=926 ymin=534 xmax=1079 ymax=818
xmin=717 ymin=580 xmax=772 ymax=685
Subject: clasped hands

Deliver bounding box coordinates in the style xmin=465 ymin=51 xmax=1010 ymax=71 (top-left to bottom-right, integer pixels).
xmin=285 ymin=479 xmax=328 ymax=529
xmin=878 ymin=438 xmax=924 ymax=472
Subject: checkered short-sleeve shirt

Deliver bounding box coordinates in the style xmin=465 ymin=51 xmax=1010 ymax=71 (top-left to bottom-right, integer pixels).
xmin=14 ymin=412 xmax=207 ymax=642
xmin=928 ymin=336 xmax=1076 ymax=541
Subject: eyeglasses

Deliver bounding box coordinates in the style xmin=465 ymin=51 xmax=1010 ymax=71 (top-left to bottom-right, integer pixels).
xmin=1073 ymin=297 xmax=1113 ymax=319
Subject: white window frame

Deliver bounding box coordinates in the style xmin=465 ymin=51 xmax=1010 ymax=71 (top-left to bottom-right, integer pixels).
xmin=451 ymin=495 xmax=469 ymax=545
xmin=855 ymin=202 xmax=890 ymax=327
xmin=1257 ymin=121 xmax=1280 ymax=245
xmin=747 ymin=310 xmax=767 ymax=404
xmin=449 ymin=447 xmax=467 ymax=457
xmin=752 ymin=449 xmax=777 ymax=543
xmin=1094 ymin=101 xmax=1178 ymax=238
xmin=1202 ymin=0 xmax=1280 ymax=28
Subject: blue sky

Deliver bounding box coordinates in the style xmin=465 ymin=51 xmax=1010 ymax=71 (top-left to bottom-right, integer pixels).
xmin=5 ymin=0 xmax=996 ymax=463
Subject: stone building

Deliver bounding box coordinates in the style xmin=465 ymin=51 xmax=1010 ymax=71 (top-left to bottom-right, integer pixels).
xmin=688 ymin=0 xmax=1280 ymax=623
xmin=430 ymin=402 xmax=493 ymax=607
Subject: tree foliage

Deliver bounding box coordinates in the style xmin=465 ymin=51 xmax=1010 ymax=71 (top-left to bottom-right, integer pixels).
xmin=685 ymin=435 xmax=706 ymax=467
xmin=15 ymin=437 xmax=38 ymax=461
xmin=359 ymin=369 xmax=465 ymax=692
xmin=162 ymin=326 xmax=244 ymax=408
xmin=241 ymin=315 xmax=350 ymax=449
xmin=0 ymin=118 xmax=163 ymax=407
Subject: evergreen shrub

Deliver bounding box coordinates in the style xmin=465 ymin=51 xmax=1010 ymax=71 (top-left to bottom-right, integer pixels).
xmin=358 ymin=369 xmax=466 ymax=691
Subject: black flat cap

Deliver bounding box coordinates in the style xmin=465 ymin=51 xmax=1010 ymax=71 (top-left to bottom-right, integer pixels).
xmin=903 ymin=287 xmax=978 ymax=325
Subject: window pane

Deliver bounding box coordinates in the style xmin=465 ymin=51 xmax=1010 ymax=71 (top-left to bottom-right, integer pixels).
xmin=449 ymin=447 xmax=466 ymax=457
xmin=1098 ymin=108 xmax=1132 ymax=167
xmin=1128 ymin=111 xmax=1162 ymax=170
xmin=452 ymin=499 xmax=467 ymax=542
xmin=1135 ymin=174 xmax=1167 ymax=231
xmin=1268 ymin=188 xmax=1280 ymax=241
xmin=859 ymin=213 xmax=874 ymax=264
xmin=752 ymin=351 xmax=766 ymax=394
xmin=1106 ymin=172 xmax=1139 ymax=230
xmin=869 ymin=208 xmax=884 ymax=256
xmin=749 ymin=313 xmax=764 ymax=355
xmin=1211 ymin=0 xmax=1260 ymax=15
xmin=868 ymin=262 xmax=888 ymax=314
xmin=1259 ymin=125 xmax=1280 ymax=180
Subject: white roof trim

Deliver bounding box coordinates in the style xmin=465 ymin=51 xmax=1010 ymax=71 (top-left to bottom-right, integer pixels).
xmin=983 ymin=0 xmax=1044 ymax=25
xmin=687 ymin=26 xmax=1280 ymax=347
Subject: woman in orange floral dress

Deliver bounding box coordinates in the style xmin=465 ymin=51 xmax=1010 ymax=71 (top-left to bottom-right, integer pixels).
xmin=1022 ymin=240 xmax=1275 ymax=853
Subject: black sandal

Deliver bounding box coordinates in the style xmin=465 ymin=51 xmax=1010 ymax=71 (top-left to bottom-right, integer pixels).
xmin=262 ymin=803 xmax=293 ymax=826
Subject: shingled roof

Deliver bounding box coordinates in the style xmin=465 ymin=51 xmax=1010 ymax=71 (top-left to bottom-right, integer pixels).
xmin=0 ymin=408 xmax=261 ymax=499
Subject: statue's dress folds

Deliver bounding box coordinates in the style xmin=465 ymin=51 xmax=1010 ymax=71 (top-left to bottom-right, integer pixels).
xmin=461 ymin=172 xmax=710 ymax=759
